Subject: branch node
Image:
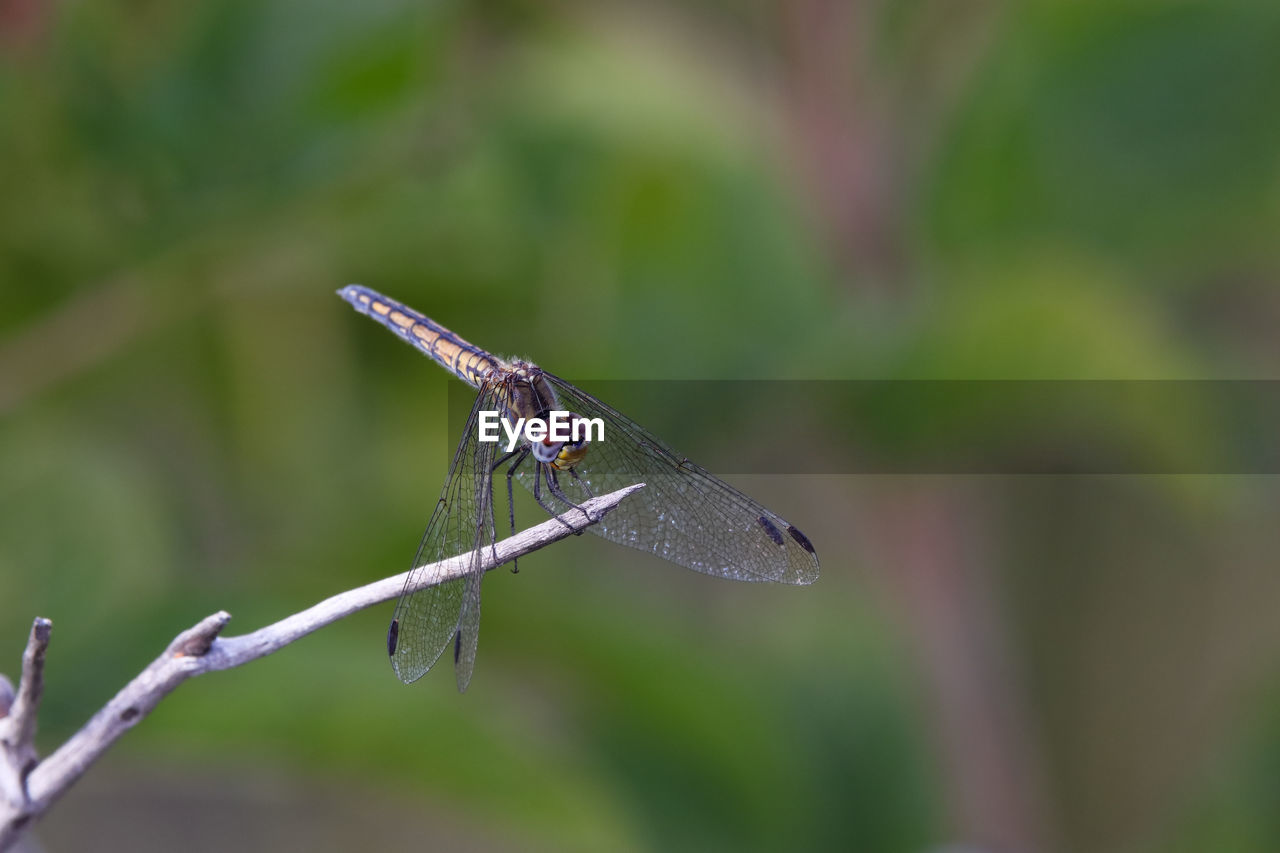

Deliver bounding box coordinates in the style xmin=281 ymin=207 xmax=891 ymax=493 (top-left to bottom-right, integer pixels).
xmin=171 ymin=611 xmax=231 ymax=658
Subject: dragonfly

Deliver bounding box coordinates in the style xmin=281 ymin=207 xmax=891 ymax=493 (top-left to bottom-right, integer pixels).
xmin=339 ymin=285 xmax=819 ymax=691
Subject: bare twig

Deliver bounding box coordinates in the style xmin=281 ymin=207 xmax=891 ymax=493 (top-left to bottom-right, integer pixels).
xmin=0 ymin=484 xmax=643 ymax=851
xmin=8 ymin=621 xmax=52 ymax=752
xmin=0 ymin=619 xmax=53 ymax=827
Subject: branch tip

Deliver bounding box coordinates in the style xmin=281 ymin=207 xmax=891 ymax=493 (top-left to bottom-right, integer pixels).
xmin=21 ymin=620 xmax=51 ymax=670
xmin=4 ymin=617 xmax=54 ymax=752
xmin=172 ymin=611 xmax=231 ymax=658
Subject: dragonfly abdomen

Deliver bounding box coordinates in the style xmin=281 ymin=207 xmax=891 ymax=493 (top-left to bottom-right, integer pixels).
xmin=338 ymin=285 xmax=500 ymax=387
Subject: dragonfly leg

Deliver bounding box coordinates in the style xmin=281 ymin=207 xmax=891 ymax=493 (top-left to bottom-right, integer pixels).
xmin=494 ymin=447 xmax=529 ymax=573
xmin=482 ymin=451 xmax=500 ymax=568
xmin=546 ymin=466 xmax=593 ymax=529
xmin=567 ymin=467 xmax=596 ymax=499
xmin=533 ymin=463 xmax=580 ymax=533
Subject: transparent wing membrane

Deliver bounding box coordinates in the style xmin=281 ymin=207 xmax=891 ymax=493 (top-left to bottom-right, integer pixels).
xmin=388 ymin=386 xmax=500 ymax=688
xmin=514 ymin=372 xmax=820 ymax=586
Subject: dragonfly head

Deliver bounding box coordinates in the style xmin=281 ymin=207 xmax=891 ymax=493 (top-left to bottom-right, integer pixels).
xmin=531 ymin=410 xmax=594 ymax=470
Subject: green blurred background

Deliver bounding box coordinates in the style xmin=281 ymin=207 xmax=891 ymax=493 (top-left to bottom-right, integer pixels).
xmin=3 ymin=1 xmax=1280 ymax=851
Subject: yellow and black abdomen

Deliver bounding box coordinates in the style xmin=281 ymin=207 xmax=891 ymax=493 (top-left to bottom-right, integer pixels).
xmin=338 ymin=285 xmax=500 ymax=387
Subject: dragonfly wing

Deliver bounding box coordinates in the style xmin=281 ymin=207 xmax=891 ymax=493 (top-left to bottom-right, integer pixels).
xmin=453 ymin=564 xmax=484 ymax=692
xmin=453 ymin=422 xmax=497 ymax=692
xmin=389 ymin=385 xmax=502 ymax=687
xmin=514 ymin=373 xmax=819 ymax=585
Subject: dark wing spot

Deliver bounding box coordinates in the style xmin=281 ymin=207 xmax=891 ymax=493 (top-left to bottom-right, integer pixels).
xmin=787 ymin=524 xmax=816 ymax=554
xmin=386 ymin=618 xmax=400 ymax=657
xmin=757 ymin=516 xmax=785 ymax=546
xmin=453 ymin=629 xmax=463 ymax=665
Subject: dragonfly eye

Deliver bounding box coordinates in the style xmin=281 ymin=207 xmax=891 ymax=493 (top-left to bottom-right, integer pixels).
xmin=567 ymin=413 xmax=594 ymax=447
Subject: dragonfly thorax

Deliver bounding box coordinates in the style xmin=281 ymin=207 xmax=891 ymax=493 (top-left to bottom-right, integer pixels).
xmin=497 ymin=362 xmax=557 ymax=420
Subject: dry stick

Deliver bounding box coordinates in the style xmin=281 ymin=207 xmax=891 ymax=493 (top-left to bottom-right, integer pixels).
xmin=0 ymin=620 xmax=52 ymax=819
xmin=0 ymin=483 xmax=644 ymax=851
